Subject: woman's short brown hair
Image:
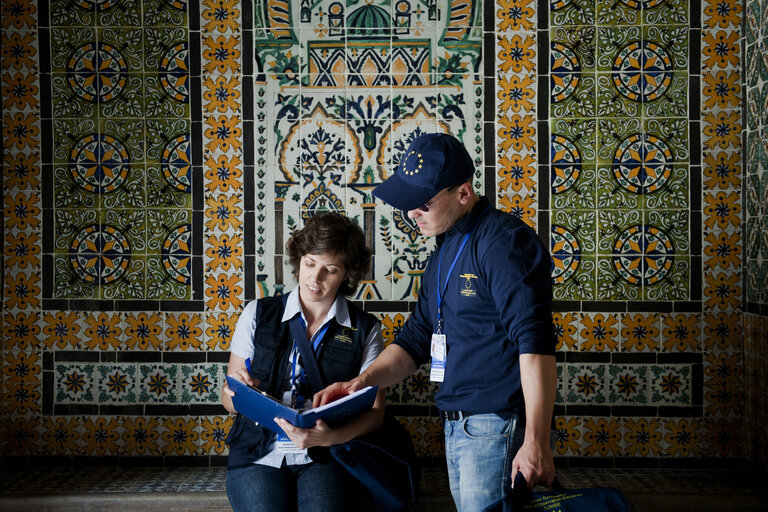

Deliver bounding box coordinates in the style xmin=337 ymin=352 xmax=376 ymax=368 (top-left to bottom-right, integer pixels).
xmin=286 ymin=212 xmax=371 ymax=296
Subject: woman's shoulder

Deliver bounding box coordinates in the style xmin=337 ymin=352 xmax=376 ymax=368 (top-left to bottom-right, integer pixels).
xmin=342 ymin=297 xmax=379 ymax=328
xmin=241 ymin=295 xmax=284 ymax=323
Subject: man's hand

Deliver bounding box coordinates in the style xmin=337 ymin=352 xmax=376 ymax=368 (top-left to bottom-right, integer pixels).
xmin=511 ymin=438 xmax=555 ymax=489
xmin=514 ymin=353 xmax=556 ymax=489
xmin=312 ymin=344 xmax=417 ymax=408
xmin=274 ymin=418 xmax=339 ymax=449
xmin=312 ymin=379 xmax=364 ymax=408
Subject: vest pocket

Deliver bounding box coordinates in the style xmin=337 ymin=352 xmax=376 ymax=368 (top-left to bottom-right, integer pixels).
xmin=321 ymin=340 xmax=361 ymax=364
xmin=318 ymin=342 xmax=362 ymax=384
xmin=250 ymin=333 xmax=282 ymax=380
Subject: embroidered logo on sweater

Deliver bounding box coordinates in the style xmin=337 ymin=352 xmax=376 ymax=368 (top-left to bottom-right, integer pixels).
xmin=460 ymin=273 xmax=478 ymax=297
xmin=333 ymin=327 xmax=355 ymax=344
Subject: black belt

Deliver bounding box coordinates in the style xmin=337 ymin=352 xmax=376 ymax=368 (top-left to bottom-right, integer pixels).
xmin=440 ymin=410 xmax=474 ymax=421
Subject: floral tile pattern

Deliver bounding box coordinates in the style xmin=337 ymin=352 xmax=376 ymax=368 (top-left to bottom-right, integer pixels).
xmin=0 ymin=0 xmax=765 ymax=469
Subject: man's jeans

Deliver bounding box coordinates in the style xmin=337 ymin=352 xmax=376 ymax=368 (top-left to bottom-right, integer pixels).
xmin=444 ymin=411 xmax=524 ymax=512
xmin=226 ymin=460 xmax=362 ymax=512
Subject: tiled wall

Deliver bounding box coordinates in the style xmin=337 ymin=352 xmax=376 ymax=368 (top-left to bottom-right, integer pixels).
xmin=1 ymin=0 xmax=763 ymax=468
xmin=744 ymin=0 xmax=768 ymax=471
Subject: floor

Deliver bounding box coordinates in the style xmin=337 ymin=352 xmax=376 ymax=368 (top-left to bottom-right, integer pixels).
xmin=0 ymin=465 xmax=766 ymax=511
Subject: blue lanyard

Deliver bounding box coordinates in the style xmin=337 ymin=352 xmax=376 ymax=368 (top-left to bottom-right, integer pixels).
xmin=435 ymin=206 xmax=492 ymax=333
xmin=290 ymin=317 xmax=330 ymax=403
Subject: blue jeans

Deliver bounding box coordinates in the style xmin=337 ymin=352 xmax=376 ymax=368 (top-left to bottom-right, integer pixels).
xmin=444 ymin=411 xmax=524 ymax=512
xmin=226 ymin=461 xmax=362 ymax=512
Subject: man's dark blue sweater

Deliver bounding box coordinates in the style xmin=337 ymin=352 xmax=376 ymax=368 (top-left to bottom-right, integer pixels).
xmin=393 ymin=197 xmax=556 ymax=418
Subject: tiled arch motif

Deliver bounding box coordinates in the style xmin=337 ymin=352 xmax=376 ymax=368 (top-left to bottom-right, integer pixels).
xmin=248 ymin=0 xmax=484 ymax=303
xmin=0 ymin=0 xmax=758 ymax=464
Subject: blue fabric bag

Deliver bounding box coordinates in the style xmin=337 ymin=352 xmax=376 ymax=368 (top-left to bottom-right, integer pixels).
xmin=308 ymin=414 xmax=420 ymax=512
xmin=483 ymin=472 xmax=632 ymax=512
xmin=327 ymin=415 xmax=420 ymax=512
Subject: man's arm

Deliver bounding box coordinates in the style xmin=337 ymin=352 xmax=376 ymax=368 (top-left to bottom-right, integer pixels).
xmin=313 ymin=344 xmax=418 ymax=407
xmin=511 ymin=353 xmax=557 ymax=489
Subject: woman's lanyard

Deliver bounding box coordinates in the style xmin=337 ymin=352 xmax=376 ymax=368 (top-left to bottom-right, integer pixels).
xmin=290 ymin=317 xmax=330 ymax=409
xmin=435 ymin=206 xmax=492 ymax=334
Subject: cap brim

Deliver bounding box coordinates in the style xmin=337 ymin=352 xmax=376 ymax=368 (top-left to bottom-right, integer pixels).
xmin=373 ymin=174 xmax=436 ymax=211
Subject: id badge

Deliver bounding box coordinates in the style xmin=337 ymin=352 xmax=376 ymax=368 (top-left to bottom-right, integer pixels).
xmin=429 ymin=333 xmax=446 ymax=382
xmin=276 ymin=432 xmax=305 ymax=455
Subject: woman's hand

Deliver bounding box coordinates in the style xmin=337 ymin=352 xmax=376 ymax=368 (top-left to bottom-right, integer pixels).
xmin=222 ymin=354 xmax=259 ymax=414
xmin=274 ymin=418 xmax=340 ymax=449
xmin=223 ymin=368 xmax=259 ymax=398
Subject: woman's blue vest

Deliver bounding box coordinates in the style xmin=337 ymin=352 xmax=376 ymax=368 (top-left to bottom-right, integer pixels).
xmin=225 ymin=295 xmax=377 ymax=468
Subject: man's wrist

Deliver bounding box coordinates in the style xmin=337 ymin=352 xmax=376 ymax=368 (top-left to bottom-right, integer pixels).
xmin=353 ymin=373 xmax=370 ymax=389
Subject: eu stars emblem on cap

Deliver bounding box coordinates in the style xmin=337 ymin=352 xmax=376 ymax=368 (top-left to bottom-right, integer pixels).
xmin=373 ymin=132 xmax=474 ymax=211
xmin=402 ymin=150 xmax=424 ymax=176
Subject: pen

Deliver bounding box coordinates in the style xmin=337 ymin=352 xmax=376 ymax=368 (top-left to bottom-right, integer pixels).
xmin=245 ymin=358 xmax=251 ymax=372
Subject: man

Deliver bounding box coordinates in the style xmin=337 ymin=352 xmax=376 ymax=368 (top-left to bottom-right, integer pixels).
xmin=315 ymin=133 xmax=557 ymax=511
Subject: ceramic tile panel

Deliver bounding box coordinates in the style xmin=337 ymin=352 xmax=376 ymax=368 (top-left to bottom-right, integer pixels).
xmin=245 ymin=0 xmax=484 ymax=458
xmin=550 ymin=0 xmax=694 ymax=302
xmin=744 ymin=0 xmax=768 ymax=468
xmin=0 ymin=0 xmax=764 ymax=468
xmin=45 ymin=12 xmax=197 ymax=302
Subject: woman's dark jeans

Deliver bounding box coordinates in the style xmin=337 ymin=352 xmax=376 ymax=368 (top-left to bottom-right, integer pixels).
xmin=226 ymin=460 xmax=363 ymax=512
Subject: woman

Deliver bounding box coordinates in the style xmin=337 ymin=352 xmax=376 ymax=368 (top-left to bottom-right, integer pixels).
xmin=222 ymin=212 xmax=386 ymax=512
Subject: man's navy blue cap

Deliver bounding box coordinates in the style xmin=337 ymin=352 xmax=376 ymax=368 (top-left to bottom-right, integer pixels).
xmin=373 ymin=133 xmax=474 ymax=211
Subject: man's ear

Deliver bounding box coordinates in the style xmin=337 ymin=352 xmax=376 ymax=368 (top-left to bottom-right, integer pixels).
xmin=456 ymin=180 xmax=474 ymax=205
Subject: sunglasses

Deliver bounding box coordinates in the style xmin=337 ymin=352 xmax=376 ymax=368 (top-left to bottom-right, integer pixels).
xmin=416 ymin=184 xmax=460 ymax=212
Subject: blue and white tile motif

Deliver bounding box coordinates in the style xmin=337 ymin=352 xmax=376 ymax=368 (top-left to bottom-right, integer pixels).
xmin=253 ymin=0 xmax=483 ymax=298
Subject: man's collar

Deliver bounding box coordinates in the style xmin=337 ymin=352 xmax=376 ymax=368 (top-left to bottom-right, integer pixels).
xmin=453 ymin=196 xmax=491 ymax=234
xmin=280 ymin=286 xmax=351 ymax=327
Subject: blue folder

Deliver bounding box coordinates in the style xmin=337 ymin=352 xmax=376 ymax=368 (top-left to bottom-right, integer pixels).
xmin=227 ymin=376 xmax=378 ymax=436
